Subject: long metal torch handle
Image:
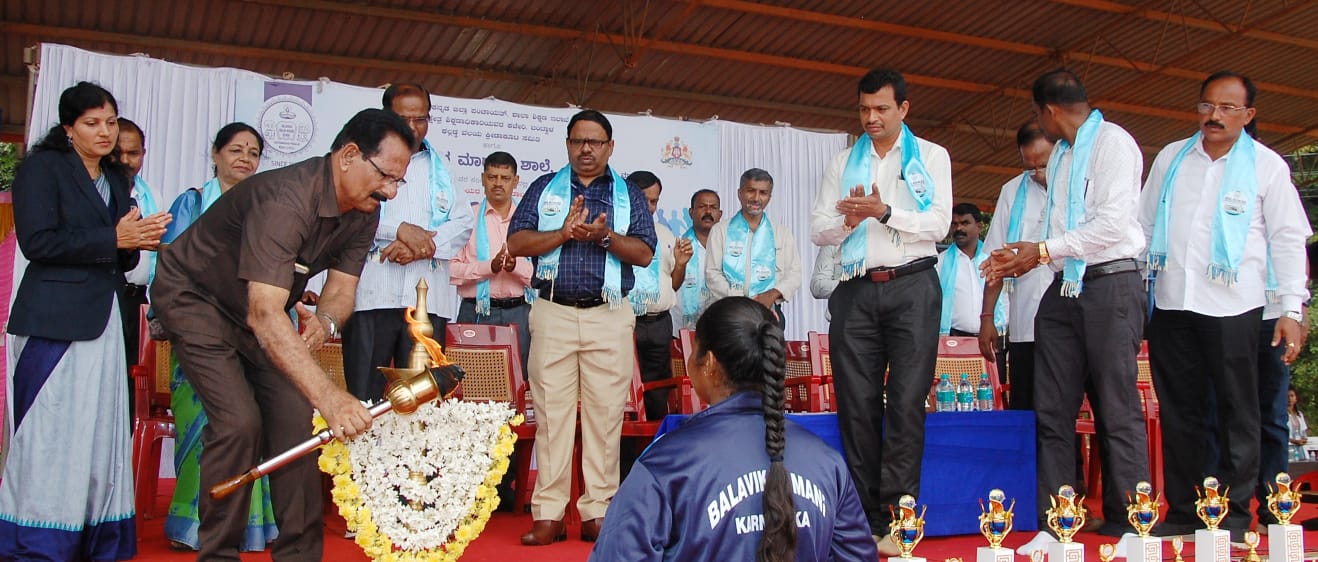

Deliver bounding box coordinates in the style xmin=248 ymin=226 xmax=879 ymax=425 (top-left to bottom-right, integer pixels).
xmin=209 ymin=400 xmax=395 ymax=499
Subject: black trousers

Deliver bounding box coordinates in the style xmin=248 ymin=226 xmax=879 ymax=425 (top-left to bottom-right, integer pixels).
xmin=1150 ymin=306 xmax=1262 ymax=534
xmin=1034 ymin=271 xmax=1147 ymax=530
xmin=120 ymin=284 xmax=148 ymax=372
xmin=829 ymin=268 xmax=940 ymax=535
xmin=634 ymin=310 xmax=675 ymax=421
xmin=1254 ymin=318 xmax=1290 ymax=522
xmin=1007 ymin=341 xmax=1035 ymax=410
xmin=342 ymin=308 xmax=448 ymax=402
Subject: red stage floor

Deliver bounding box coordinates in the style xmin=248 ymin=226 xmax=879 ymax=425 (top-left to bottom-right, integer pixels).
xmin=133 ymin=480 xmax=1318 ymax=561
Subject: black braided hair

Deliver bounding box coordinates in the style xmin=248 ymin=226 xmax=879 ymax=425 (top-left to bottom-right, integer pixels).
xmin=694 ymin=297 xmax=797 ymax=562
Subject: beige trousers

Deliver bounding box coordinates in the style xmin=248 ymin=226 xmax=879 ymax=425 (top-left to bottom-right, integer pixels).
xmin=527 ymin=299 xmax=635 ymax=521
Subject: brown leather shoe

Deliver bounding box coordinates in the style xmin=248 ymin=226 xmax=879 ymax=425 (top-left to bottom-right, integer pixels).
xmin=581 ymin=518 xmax=603 ymax=542
xmin=520 ymin=519 xmax=566 ymax=546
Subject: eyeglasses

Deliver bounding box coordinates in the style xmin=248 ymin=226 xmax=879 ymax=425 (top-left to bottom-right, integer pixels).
xmin=1024 ymin=166 xmax=1047 ymax=175
xmin=1195 ymin=102 xmax=1250 ymax=115
xmin=365 ymin=157 xmax=406 ymax=187
xmin=567 ymin=138 xmax=610 ymax=149
xmin=398 ymin=115 xmax=430 ymax=126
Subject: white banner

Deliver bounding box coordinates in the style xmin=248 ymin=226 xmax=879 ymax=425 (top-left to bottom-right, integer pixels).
xmin=233 ymin=79 xmax=720 ymax=238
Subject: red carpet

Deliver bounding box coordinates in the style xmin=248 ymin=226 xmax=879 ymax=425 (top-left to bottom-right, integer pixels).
xmin=134 ymin=480 xmax=1318 ymax=561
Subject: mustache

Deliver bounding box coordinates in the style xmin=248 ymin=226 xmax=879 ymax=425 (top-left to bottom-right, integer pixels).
xmin=700 ymin=214 xmax=715 ymax=222
xmin=370 ymin=191 xmax=388 ymax=202
xmin=1205 ymin=120 xmax=1225 ymax=129
xmin=953 ymin=231 xmax=967 ymax=237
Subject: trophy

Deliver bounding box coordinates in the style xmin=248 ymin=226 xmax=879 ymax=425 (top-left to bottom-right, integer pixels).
xmin=1170 ymin=537 xmax=1185 ymax=562
xmin=1097 ymin=544 xmax=1116 ymax=562
xmin=1243 ymin=531 xmax=1262 ymax=562
xmin=1045 ymin=485 xmax=1086 ymax=562
xmin=888 ymin=495 xmax=927 ymax=562
xmin=1266 ymin=472 xmax=1305 ymax=562
xmin=1124 ymin=481 xmax=1162 ymax=562
xmin=977 ymin=489 xmax=1015 ymax=562
xmin=1194 ymin=476 xmax=1231 ymax=562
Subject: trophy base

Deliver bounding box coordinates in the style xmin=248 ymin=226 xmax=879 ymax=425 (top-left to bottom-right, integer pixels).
xmin=1268 ymin=524 xmax=1303 ymax=562
xmin=977 ymin=546 xmax=1013 ymax=562
xmin=1125 ymin=535 xmax=1161 ymax=562
xmin=1195 ymin=529 xmax=1230 ymax=562
xmin=1048 ymin=541 xmax=1084 ymax=562
xmin=885 ymin=557 xmax=925 ymax=562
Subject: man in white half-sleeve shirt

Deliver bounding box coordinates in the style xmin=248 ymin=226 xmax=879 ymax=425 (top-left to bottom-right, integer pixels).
xmin=1137 ymin=71 xmax=1309 ymax=541
xmin=979 ymin=122 xmax=1052 ymax=411
xmin=983 ymin=70 xmax=1149 ymax=550
xmin=705 ymin=168 xmax=801 ymax=329
xmin=810 ymin=68 xmax=951 ymax=555
xmin=342 ymin=83 xmax=474 ymax=401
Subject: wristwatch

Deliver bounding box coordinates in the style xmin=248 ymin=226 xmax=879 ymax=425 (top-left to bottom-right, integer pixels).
xmin=878 ymin=206 xmax=893 ymax=224
xmin=1282 ymin=310 xmax=1304 ymax=323
xmin=597 ymin=231 xmax=613 ymax=249
xmin=1037 ymin=242 xmax=1051 ymax=265
xmin=318 ymin=312 xmax=339 ymax=339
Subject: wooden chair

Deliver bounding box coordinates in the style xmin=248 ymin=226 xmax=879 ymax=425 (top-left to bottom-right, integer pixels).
xmin=784 ymin=340 xmax=828 ymax=412
xmin=929 ymin=336 xmax=1004 ymax=411
xmin=131 ymin=306 xmax=176 ymax=521
xmin=807 ymin=331 xmax=835 ymax=412
xmin=444 ymin=323 xmax=536 ymax=513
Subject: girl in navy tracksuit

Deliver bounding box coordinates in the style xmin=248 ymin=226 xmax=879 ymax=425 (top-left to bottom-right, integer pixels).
xmin=591 ymin=297 xmax=877 ymax=561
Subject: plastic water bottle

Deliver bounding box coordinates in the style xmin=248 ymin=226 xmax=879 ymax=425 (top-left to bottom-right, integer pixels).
xmin=977 ymin=372 xmax=994 ymax=411
xmin=935 ymin=374 xmax=955 ymax=412
xmin=956 ymin=374 xmax=974 ymax=412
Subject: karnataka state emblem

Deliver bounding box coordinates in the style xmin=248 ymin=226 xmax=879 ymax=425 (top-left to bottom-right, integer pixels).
xmin=660 ymin=136 xmax=693 ymax=168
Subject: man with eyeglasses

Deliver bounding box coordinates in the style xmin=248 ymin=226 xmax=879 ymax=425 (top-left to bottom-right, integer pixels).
xmin=1137 ymin=71 xmax=1309 ymax=541
xmin=507 ymin=109 xmax=656 ymax=546
xmin=341 ymin=82 xmax=475 ymax=402
xmin=978 ymin=122 xmax=1052 ymax=411
xmin=150 ymin=109 xmax=413 ymax=559
xmin=981 ymin=70 xmax=1149 ymax=552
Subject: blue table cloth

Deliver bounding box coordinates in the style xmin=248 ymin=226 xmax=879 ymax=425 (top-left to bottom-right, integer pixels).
xmin=655 ymin=410 xmax=1037 ymax=537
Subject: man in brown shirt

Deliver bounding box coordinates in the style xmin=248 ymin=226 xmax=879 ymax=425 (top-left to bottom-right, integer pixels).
xmin=151 ymin=108 xmax=415 ymax=561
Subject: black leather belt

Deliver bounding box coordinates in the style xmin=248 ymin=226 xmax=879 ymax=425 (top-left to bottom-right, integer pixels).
xmin=463 ymin=297 xmax=527 ymax=309
xmin=860 ymin=256 xmax=937 ymax=283
xmin=538 ymin=289 xmax=606 ymax=309
xmin=1054 ymin=258 xmax=1138 ymax=282
xmin=123 ymin=283 xmax=148 ymax=299
xmin=637 ymin=310 xmax=671 ymax=322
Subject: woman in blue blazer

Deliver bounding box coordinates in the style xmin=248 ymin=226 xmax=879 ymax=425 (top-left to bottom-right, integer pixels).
xmin=0 ymin=81 xmax=170 ymax=561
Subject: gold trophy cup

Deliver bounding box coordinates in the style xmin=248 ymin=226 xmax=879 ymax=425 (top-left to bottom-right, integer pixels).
xmin=978 ymin=489 xmax=1015 ymax=549
xmin=889 ymin=495 xmax=927 ymax=559
xmin=1194 ymin=476 xmax=1230 ymax=531
xmin=1126 ymin=481 xmax=1161 ymax=537
xmin=1046 ymin=485 xmax=1087 ymax=543
xmin=1267 ymin=472 xmax=1303 ymax=526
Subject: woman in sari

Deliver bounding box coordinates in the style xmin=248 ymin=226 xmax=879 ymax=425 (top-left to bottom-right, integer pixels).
xmin=160 ymin=122 xmax=279 ymax=551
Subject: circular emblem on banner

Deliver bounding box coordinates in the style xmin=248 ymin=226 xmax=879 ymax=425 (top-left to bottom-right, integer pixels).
xmin=728 ymin=241 xmax=745 ymax=258
xmin=753 ymin=265 xmax=772 ymax=281
xmin=542 ymin=194 xmax=564 ymax=216
xmin=435 ymin=192 xmax=451 ymax=215
xmin=258 ymin=95 xmax=316 ymax=155
xmin=1222 ymin=190 xmax=1249 ymax=215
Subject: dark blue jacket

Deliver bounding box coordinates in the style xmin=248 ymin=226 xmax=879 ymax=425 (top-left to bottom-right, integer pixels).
xmin=10 ymin=149 xmax=138 ymax=341
xmin=590 ymin=391 xmax=877 ymax=561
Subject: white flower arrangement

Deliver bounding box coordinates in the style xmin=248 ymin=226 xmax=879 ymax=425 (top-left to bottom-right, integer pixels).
xmin=315 ymin=398 xmax=521 ymax=561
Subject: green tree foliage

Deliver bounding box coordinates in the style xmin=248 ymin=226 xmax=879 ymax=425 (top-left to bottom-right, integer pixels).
xmin=0 ymin=142 xmax=18 ymax=191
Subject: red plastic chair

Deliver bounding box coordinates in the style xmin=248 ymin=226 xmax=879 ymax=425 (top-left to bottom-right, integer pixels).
xmin=131 ymin=304 xmax=176 ymax=522
xmin=807 ymin=331 xmax=835 ymax=412
xmin=666 ymin=329 xmax=705 ymax=414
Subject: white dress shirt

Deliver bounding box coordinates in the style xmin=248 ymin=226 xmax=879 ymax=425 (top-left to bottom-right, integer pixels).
xmin=810 ymin=244 xmax=842 ymax=301
xmin=704 ymin=213 xmax=802 ymax=302
xmin=810 ymin=130 xmax=953 ymax=268
xmin=124 ymin=179 xmax=159 ymax=286
xmin=1138 ymin=135 xmax=1310 ymax=317
xmin=936 ymin=244 xmax=989 ymax=334
xmin=982 ymin=174 xmax=1050 ymax=342
xmin=641 ymin=223 xmax=678 ymax=314
xmin=355 ymin=147 xmax=475 ymax=319
xmin=1042 ymin=121 xmax=1145 ymax=269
